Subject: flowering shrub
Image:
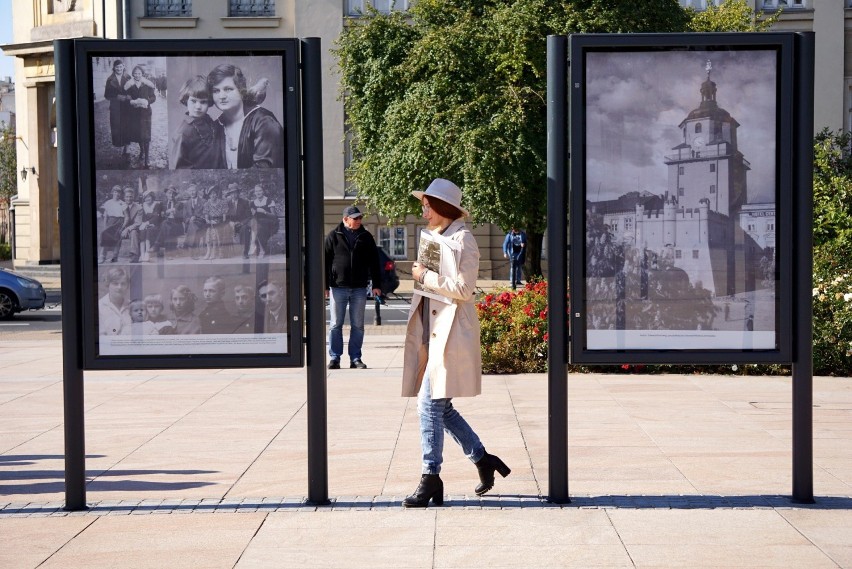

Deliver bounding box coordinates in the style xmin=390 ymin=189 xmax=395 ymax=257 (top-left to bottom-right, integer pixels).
xmin=476 ymin=279 xmax=791 ymax=376
xmin=477 ymin=280 xmax=548 ymax=373
xmin=812 ymin=241 xmax=852 ymax=376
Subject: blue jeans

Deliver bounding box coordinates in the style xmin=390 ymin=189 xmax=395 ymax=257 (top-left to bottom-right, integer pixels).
xmin=328 ymin=286 xmax=367 ymax=361
xmin=509 ymin=255 xmax=523 ymax=287
xmin=417 ymin=369 xmax=485 ymax=475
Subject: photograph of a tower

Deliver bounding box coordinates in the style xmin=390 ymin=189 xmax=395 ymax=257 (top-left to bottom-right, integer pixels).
xmin=583 ymin=49 xmax=777 ymax=351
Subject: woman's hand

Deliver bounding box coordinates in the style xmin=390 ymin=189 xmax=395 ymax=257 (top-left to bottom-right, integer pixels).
xmin=412 ymin=262 xmax=427 ymax=284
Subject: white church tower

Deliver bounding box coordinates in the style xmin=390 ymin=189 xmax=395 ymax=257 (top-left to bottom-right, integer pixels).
xmin=665 ymin=60 xmax=750 ymax=218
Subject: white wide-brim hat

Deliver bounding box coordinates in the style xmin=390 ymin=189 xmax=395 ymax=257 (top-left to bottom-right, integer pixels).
xmin=412 ymin=178 xmax=469 ymax=218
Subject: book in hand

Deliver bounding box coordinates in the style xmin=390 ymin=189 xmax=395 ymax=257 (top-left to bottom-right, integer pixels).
xmin=414 ymin=229 xmax=461 ymax=305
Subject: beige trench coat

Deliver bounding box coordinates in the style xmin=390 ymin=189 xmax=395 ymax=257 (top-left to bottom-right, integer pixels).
xmin=401 ymin=220 xmax=482 ymax=399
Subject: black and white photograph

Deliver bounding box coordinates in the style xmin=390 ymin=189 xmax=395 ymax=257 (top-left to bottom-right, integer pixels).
xmin=582 ymin=49 xmax=778 ymax=351
xmin=95 ymin=262 xmax=288 ymax=356
xmin=92 ymin=168 xmax=286 ymax=265
xmin=166 ymin=55 xmax=285 ymax=170
xmin=93 ymin=55 xmax=169 ymax=170
xmin=87 ymin=49 xmax=292 ymax=358
xmin=72 ymin=40 xmax=303 ymax=368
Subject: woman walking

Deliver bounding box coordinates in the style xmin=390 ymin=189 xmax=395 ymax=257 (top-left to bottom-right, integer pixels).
xmin=402 ymin=178 xmax=510 ymax=508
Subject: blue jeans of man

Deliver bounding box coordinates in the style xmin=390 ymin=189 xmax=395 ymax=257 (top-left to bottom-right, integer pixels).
xmin=509 ymin=255 xmax=523 ymax=287
xmin=417 ymin=368 xmax=485 ymax=475
xmin=328 ymin=286 xmax=367 ymax=361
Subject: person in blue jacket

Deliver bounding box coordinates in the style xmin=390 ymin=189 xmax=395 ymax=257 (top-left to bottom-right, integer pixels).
xmin=502 ymin=227 xmax=527 ymax=290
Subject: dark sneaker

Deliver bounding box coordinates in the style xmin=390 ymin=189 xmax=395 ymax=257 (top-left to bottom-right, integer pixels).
xmin=350 ymin=359 xmax=368 ymax=369
xmin=328 ymin=360 xmax=340 ymax=370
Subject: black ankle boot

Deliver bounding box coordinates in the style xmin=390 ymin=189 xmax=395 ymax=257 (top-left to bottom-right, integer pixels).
xmin=474 ymin=451 xmax=511 ymax=496
xmin=402 ymin=474 xmax=444 ymax=508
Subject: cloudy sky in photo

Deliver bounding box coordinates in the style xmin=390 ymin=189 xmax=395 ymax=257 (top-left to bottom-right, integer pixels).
xmin=585 ymin=49 xmax=777 ymax=205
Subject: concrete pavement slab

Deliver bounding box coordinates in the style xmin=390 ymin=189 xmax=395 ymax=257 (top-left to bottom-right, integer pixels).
xmin=1 ymin=336 xmax=851 ymax=567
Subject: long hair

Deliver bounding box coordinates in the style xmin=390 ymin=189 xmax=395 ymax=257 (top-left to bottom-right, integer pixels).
xmin=425 ymin=196 xmax=463 ymax=221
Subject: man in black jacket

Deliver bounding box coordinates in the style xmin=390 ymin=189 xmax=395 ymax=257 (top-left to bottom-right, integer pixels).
xmin=325 ymin=206 xmax=382 ymax=369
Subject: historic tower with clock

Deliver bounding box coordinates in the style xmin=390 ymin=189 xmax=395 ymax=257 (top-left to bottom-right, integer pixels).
xmin=666 ymin=60 xmax=750 ymax=218
xmin=595 ymin=60 xmax=767 ymax=299
xmin=655 ymin=60 xmax=752 ymax=296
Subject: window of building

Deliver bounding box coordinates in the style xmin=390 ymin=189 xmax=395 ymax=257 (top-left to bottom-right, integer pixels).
xmin=678 ymin=187 xmax=685 ymax=196
xmin=48 ymin=0 xmax=84 ymax=13
xmin=767 ymin=223 xmax=775 ymax=231
xmin=846 ymin=79 xmax=852 ymax=135
xmin=748 ymin=224 xmax=756 ymax=232
xmin=695 ymin=123 xmax=702 ymax=133
xmin=709 ymin=163 xmax=715 ymax=172
xmin=761 ymin=0 xmax=806 ymax=9
xmin=675 ymin=249 xmax=682 ymax=259
xmin=710 ymin=184 xmax=716 ymax=194
xmin=624 ymin=217 xmax=632 ymax=232
xmin=230 ymin=0 xmax=274 ymax=16
xmin=610 ymin=220 xmax=619 ymax=232
xmin=693 ymin=250 xmax=699 ymax=259
xmin=147 ymin=0 xmax=191 ymax=16
xmin=347 ymin=0 xmax=409 ymax=15
xmin=678 ymin=0 xmax=723 ymax=9
xmin=678 ymin=166 xmax=684 ymax=175
xmin=379 ymin=226 xmax=407 ymax=259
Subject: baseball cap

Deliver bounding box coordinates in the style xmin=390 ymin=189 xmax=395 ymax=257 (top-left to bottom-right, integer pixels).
xmin=343 ymin=205 xmax=363 ymax=219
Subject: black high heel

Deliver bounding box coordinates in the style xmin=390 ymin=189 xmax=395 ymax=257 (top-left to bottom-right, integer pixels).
xmin=474 ymin=451 xmax=511 ymax=496
xmin=402 ymin=474 xmax=444 ymax=508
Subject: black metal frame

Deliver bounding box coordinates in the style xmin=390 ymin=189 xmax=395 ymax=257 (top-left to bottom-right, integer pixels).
xmin=569 ymin=33 xmax=796 ymax=365
xmin=549 ymin=32 xmax=815 ymax=504
xmin=72 ymin=39 xmax=304 ymax=370
xmin=58 ymin=37 xmax=328 ymax=509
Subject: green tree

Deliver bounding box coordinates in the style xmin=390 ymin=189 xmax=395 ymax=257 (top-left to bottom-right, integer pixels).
xmin=687 ymin=0 xmax=778 ymax=32
xmin=813 ymin=129 xmax=852 ymax=247
xmin=335 ymin=0 xmax=772 ymax=276
xmin=335 ymin=0 xmax=691 ymax=277
xmin=0 ymin=124 xmax=17 ymax=247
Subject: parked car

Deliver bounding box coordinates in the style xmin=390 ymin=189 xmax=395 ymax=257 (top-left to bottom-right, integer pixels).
xmin=0 ymin=267 xmax=47 ymax=319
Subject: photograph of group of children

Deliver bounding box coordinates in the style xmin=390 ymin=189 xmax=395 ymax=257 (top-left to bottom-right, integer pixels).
xmin=90 ymin=52 xmax=291 ymax=352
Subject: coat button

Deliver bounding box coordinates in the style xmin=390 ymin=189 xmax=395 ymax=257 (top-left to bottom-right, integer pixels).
xmin=431 ymin=310 xmax=437 ymax=315
xmin=431 ymin=332 xmax=436 ymax=338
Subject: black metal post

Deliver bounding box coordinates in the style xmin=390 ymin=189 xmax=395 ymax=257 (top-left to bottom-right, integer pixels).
xmin=301 ymin=37 xmax=330 ymax=505
xmin=792 ymin=31 xmax=815 ymax=504
xmin=546 ymin=35 xmax=569 ymax=504
xmin=55 ymin=39 xmax=87 ymax=511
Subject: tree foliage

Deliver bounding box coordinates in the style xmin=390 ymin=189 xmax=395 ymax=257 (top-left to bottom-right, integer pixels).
xmin=0 ymin=124 xmax=16 ymax=206
xmin=335 ymin=0 xmax=767 ymax=275
xmin=813 ymin=130 xmax=852 ymax=247
xmin=687 ymin=0 xmax=778 ymax=32
xmin=0 ymin=124 xmax=17 ymax=246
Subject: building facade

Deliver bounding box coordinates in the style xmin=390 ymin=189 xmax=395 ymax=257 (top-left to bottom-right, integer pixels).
xmin=1 ymin=0 xmax=850 ymax=279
